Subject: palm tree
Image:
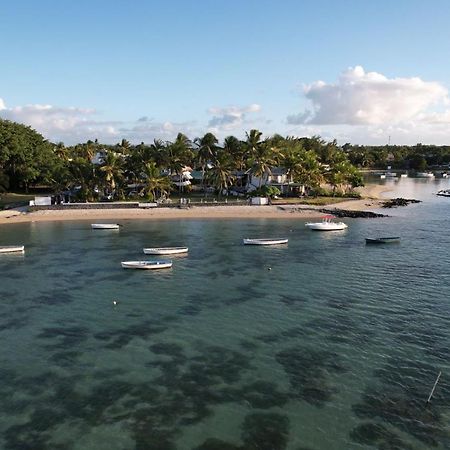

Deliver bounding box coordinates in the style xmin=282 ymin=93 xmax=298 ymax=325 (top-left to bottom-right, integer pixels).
xmin=140 ymin=162 xmax=172 ymax=201
xmin=100 ymin=151 xmax=124 ymax=198
xmin=194 ymin=132 xmax=218 ymax=193
xmin=223 ymin=136 xmax=245 ymax=171
xmin=280 ymin=140 xmax=324 ymax=194
xmin=116 ymin=139 xmax=131 ymax=155
xmin=326 ymin=160 xmax=356 ymax=195
xmin=126 ymin=142 xmax=152 ymax=186
xmin=67 ymin=157 xmax=97 ymax=201
xmin=150 ymin=139 xmax=169 ymax=168
xmin=244 ymin=130 xmax=282 ymax=188
xmin=206 ymin=149 xmax=235 ymax=197
xmin=167 ymin=133 xmax=193 ymax=193
xmin=54 ymin=142 xmax=69 ymax=161
xmin=71 ymin=140 xmax=97 ymax=162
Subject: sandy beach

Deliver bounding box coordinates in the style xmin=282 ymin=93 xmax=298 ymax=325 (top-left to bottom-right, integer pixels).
xmin=0 ymin=185 xmax=391 ymax=225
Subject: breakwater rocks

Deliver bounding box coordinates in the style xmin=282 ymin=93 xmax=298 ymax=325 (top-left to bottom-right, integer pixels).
xmin=381 ymin=198 xmax=421 ymax=208
xmin=320 ymin=209 xmax=386 ymax=218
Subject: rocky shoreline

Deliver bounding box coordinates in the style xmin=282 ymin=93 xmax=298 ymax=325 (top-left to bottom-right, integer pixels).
xmin=320 ymin=208 xmax=386 ymax=218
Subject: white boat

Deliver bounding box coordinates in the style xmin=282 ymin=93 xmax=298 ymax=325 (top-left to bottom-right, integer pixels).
xmin=0 ymin=245 xmax=25 ymax=254
xmin=416 ymin=172 xmax=435 ymax=178
xmin=400 ymin=174 xmax=408 ymax=178
xmin=379 ymin=174 xmax=386 ymax=179
xmin=305 ymin=216 xmax=348 ymax=231
xmin=437 ymin=189 xmax=450 ymax=197
xmin=243 ymin=238 xmax=288 ymax=245
xmin=385 ymin=172 xmax=397 ymax=177
xmin=121 ymin=260 xmax=172 ymax=270
xmin=91 ymin=223 xmax=120 ymax=229
xmin=143 ymin=247 xmax=188 ymax=255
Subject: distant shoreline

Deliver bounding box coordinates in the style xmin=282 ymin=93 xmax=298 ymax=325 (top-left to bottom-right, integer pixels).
xmin=0 ymin=185 xmax=391 ymax=225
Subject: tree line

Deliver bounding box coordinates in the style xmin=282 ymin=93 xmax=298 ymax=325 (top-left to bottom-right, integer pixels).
xmin=3 ymin=118 xmax=446 ymax=202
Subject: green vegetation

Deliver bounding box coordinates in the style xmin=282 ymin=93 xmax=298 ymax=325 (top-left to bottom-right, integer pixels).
xmin=344 ymin=142 xmax=450 ymax=169
xmin=0 ymin=119 xmax=368 ymax=203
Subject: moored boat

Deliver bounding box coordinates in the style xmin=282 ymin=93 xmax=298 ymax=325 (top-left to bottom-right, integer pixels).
xmin=121 ymin=260 xmax=172 ymax=269
xmin=437 ymin=189 xmax=450 ymax=197
xmin=0 ymin=245 xmax=25 ymax=253
xmin=416 ymin=172 xmax=435 ymax=178
xmin=305 ymin=216 xmax=348 ymax=231
xmin=243 ymin=238 xmax=288 ymax=245
xmin=91 ymin=223 xmax=120 ymax=230
xmin=365 ymin=237 xmax=400 ymax=244
xmin=143 ymin=247 xmax=188 ymax=255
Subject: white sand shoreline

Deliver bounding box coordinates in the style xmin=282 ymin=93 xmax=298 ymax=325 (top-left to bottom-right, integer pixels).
xmin=0 ymin=185 xmax=391 ymax=225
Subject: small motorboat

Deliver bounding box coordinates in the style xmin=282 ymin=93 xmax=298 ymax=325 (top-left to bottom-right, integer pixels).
xmin=143 ymin=247 xmax=188 ymax=255
xmin=121 ymin=260 xmax=172 ymax=269
xmin=416 ymin=172 xmax=435 ymax=178
xmin=305 ymin=216 xmax=348 ymax=231
xmin=243 ymin=238 xmax=288 ymax=245
xmin=365 ymin=237 xmax=400 ymax=244
xmin=437 ymin=189 xmax=450 ymax=197
xmin=0 ymin=245 xmax=25 ymax=254
xmin=91 ymin=223 xmax=120 ymax=230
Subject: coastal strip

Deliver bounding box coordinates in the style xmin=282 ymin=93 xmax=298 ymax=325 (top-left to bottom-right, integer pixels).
xmin=0 ymin=185 xmax=391 ymax=225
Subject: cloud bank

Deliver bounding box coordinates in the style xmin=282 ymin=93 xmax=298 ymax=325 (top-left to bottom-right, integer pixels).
xmin=288 ymin=66 xmax=448 ymax=126
xmin=0 ymin=97 xmax=262 ymax=144
xmin=0 ymin=98 xmax=197 ymax=144
xmin=287 ymin=66 xmax=450 ymax=144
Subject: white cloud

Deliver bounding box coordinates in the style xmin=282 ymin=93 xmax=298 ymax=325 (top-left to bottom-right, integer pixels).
xmin=0 ymin=100 xmax=121 ymax=143
xmin=288 ymin=66 xmax=448 ymax=126
xmin=0 ymin=98 xmax=199 ymax=144
xmin=284 ymin=66 xmax=450 ymax=145
xmin=207 ymin=104 xmax=261 ymax=130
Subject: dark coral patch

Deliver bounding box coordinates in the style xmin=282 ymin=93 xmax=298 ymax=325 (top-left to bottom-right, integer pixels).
xmin=241 ymin=412 xmax=290 ymax=450
xmin=276 ymin=347 xmax=346 ymax=407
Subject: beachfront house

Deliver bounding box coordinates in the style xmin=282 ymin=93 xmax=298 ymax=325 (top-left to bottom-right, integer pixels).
xmin=171 ymin=166 xmax=193 ymax=189
xmin=246 ymin=167 xmax=306 ymax=195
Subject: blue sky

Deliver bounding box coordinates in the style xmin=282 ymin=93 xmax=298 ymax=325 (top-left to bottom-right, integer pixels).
xmin=1 ymin=0 xmax=450 ymax=144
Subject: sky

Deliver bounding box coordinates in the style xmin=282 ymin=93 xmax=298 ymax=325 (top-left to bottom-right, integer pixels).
xmin=1 ymin=0 xmax=450 ymax=146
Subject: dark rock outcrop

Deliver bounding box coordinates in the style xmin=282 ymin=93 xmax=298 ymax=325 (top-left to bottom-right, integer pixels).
xmin=381 ymin=198 xmax=421 ymax=208
xmin=320 ymin=209 xmax=386 ymax=218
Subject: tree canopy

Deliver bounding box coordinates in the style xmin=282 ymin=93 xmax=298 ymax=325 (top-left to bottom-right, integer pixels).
xmin=13 ymin=118 xmax=450 ymax=201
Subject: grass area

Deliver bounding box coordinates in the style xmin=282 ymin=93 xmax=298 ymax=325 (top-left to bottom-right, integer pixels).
xmin=0 ymin=193 xmax=35 ymax=209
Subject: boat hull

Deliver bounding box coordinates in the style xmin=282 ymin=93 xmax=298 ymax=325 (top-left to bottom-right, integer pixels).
xmin=91 ymin=224 xmax=120 ymax=230
xmin=143 ymin=247 xmax=188 ymax=255
xmin=305 ymin=223 xmax=347 ymax=231
xmin=121 ymin=260 xmax=172 ymax=269
xmin=0 ymin=245 xmax=25 ymax=253
xmin=416 ymin=172 xmax=435 ymax=178
xmin=243 ymin=238 xmax=288 ymax=245
xmin=365 ymin=237 xmax=400 ymax=244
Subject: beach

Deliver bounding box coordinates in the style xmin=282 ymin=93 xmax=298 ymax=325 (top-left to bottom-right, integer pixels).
xmin=0 ymin=184 xmax=391 ymax=225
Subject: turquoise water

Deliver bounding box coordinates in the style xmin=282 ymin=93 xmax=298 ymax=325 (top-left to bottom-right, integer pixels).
xmin=1 ymin=178 xmax=450 ymax=450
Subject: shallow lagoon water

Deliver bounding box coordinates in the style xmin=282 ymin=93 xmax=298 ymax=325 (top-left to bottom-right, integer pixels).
xmin=1 ymin=178 xmax=450 ymax=450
